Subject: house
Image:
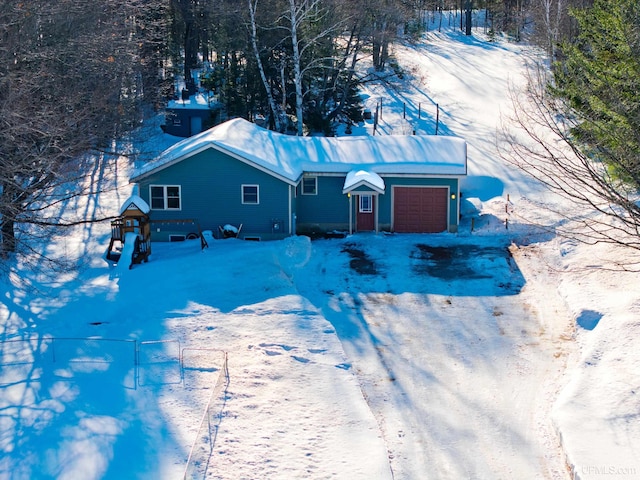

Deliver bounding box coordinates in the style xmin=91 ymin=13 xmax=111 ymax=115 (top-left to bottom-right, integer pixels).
xmin=160 ymin=92 xmax=221 ymax=138
xmin=131 ymin=118 xmax=467 ymax=241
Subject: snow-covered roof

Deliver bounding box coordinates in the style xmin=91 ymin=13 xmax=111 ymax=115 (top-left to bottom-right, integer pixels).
xmin=131 ymin=118 xmax=467 ymax=184
xmin=119 ymin=195 xmax=150 ymax=216
xmin=343 ymin=170 xmax=386 ymax=194
xmin=167 ymin=93 xmax=217 ymax=110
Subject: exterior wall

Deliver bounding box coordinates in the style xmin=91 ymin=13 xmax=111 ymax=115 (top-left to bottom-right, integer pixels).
xmin=296 ymin=175 xmax=460 ymax=236
xmin=136 ymin=150 xmax=462 ymax=241
xmin=296 ymin=175 xmax=350 ymax=235
xmin=161 ymin=108 xmax=218 ymax=137
xmin=137 ymin=149 xmax=293 ymax=241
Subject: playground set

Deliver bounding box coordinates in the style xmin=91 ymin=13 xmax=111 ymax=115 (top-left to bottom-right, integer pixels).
xmin=105 ymin=195 xmax=214 ymax=269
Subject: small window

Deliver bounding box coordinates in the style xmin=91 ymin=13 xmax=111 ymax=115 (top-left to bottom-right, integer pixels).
xmin=242 ymin=184 xmax=259 ymax=204
xmin=359 ymin=195 xmax=373 ymax=213
xmin=150 ymin=185 xmax=181 ymax=210
xmin=302 ymin=176 xmax=317 ymax=195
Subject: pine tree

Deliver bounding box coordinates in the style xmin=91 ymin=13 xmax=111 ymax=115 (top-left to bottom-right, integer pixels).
xmin=551 ymin=0 xmax=640 ymax=185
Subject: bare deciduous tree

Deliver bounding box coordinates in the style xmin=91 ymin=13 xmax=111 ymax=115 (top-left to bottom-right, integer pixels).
xmin=248 ymin=0 xmax=285 ymax=132
xmin=0 ymin=0 xmax=167 ymax=265
xmin=499 ymin=65 xmax=640 ymax=254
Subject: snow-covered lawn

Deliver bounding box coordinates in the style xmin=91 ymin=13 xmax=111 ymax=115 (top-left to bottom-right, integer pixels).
xmin=2 ymin=21 xmax=640 ymax=480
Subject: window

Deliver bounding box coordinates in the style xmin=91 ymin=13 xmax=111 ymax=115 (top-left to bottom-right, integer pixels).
xmin=150 ymin=185 xmax=181 ymax=210
xmin=359 ymin=195 xmax=373 ymax=213
xmin=302 ymin=176 xmax=317 ymax=195
xmin=242 ymin=184 xmax=259 ymax=204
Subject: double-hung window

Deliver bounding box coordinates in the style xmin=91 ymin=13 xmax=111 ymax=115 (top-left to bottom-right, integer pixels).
xmin=242 ymin=184 xmax=259 ymax=204
xmin=302 ymin=176 xmax=317 ymax=195
xmin=150 ymin=185 xmax=181 ymax=210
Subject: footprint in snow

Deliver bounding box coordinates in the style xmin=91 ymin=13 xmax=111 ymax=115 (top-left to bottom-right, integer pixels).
xmin=292 ymin=356 xmax=310 ymax=363
xmin=308 ymin=348 xmax=327 ymax=354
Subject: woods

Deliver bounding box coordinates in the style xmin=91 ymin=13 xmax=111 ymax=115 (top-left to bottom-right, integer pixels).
xmin=502 ymin=0 xmax=640 ymax=252
xmin=0 ymin=0 xmax=168 ymax=259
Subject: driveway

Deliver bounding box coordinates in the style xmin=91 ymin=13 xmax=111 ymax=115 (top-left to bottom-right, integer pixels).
xmin=295 ymin=234 xmax=573 ymax=480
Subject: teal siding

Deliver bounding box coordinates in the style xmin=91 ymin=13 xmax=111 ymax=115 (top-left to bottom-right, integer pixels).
xmin=136 ymin=148 xmax=461 ymax=239
xmin=296 ymin=176 xmax=350 ymax=234
xmin=138 ymin=149 xmax=292 ymax=240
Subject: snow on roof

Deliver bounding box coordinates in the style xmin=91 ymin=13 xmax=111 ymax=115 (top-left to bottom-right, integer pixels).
xmin=343 ymin=170 xmax=386 ymax=194
xmin=167 ymin=93 xmax=217 ymax=110
xmin=131 ymin=118 xmax=467 ymax=184
xmin=119 ymin=194 xmax=150 ymax=216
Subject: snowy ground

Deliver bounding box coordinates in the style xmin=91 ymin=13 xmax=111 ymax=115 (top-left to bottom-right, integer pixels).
xmin=2 ymin=18 xmax=640 ymax=480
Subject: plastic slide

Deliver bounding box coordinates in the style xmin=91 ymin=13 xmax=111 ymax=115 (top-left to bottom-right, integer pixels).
xmin=117 ymin=232 xmax=139 ymax=270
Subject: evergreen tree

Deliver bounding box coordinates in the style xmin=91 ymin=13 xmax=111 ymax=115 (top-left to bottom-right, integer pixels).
xmin=551 ymin=0 xmax=640 ymax=185
xmin=502 ymin=0 xmax=640 ymax=252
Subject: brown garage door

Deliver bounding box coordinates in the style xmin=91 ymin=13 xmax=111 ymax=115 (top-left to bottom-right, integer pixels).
xmin=394 ymin=187 xmax=448 ymax=233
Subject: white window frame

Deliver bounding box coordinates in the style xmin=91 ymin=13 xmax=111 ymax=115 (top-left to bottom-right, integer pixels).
xmin=359 ymin=194 xmax=373 ymax=213
xmin=301 ymin=176 xmax=318 ymax=195
xmin=150 ymin=185 xmax=182 ymax=210
xmin=242 ymin=184 xmax=260 ymax=204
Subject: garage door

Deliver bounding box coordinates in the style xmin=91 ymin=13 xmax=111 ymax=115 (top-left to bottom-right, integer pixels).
xmin=393 ymin=187 xmax=448 ymax=233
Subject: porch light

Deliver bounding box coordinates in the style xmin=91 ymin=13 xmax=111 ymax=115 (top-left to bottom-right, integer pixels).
xmin=451 ymin=193 xmax=456 ymax=200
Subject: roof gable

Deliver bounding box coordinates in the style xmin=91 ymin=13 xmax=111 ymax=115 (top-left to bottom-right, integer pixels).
xmin=343 ymin=170 xmax=385 ymax=194
xmin=119 ymin=195 xmax=150 ymax=216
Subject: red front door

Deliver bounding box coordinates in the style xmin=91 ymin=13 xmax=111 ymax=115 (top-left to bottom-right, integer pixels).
xmin=357 ymin=195 xmax=375 ymax=231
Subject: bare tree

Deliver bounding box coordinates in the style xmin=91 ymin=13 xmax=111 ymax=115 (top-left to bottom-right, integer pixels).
xmin=282 ymin=0 xmax=355 ymax=135
xmin=0 ymin=0 xmax=166 ymax=264
xmin=499 ymin=65 xmax=640 ymax=253
xmin=248 ymin=0 xmax=285 ymax=132
xmin=287 ymin=0 xmax=316 ymax=135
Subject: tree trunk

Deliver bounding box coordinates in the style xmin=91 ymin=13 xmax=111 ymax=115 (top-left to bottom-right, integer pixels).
xmin=465 ymin=0 xmax=472 ymax=35
xmin=289 ymin=0 xmax=305 ymax=136
xmin=184 ymin=22 xmax=199 ymax=92
xmin=372 ymin=19 xmax=389 ymax=71
xmin=0 ymin=216 xmax=16 ymax=255
xmin=249 ymin=0 xmax=282 ymax=132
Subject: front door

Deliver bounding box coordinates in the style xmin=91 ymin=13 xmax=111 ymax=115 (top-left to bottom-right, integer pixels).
xmin=357 ymin=194 xmax=375 ymax=231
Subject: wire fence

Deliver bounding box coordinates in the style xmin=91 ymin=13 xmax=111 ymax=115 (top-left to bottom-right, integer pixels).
xmin=183 ymin=349 xmax=230 ymax=480
xmin=1 ymin=337 xmax=230 ymax=478
xmin=0 ymin=337 xmax=226 ymax=391
xmin=0 ymin=336 xmax=138 ymax=387
xmin=138 ymin=339 xmax=182 ymax=386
